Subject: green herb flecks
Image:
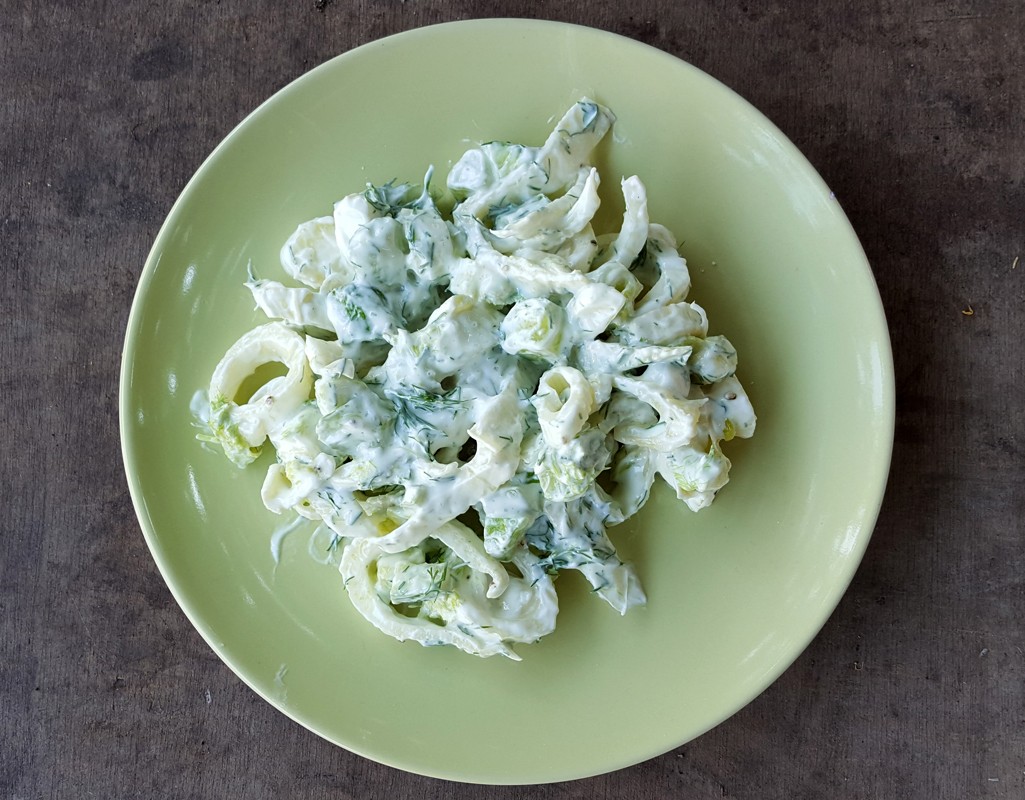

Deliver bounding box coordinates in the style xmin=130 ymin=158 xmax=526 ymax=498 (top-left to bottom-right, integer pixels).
xmin=363 ymin=167 xmax=434 ymax=216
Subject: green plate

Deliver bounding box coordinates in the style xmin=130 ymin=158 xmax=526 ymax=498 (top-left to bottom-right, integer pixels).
xmin=120 ymin=19 xmax=893 ymax=784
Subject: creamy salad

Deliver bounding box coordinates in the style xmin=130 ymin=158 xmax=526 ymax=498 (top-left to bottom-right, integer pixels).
xmin=198 ymin=100 xmax=756 ymax=659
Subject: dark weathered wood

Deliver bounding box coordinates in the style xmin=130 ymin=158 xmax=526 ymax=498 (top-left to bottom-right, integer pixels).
xmin=2 ymin=1 xmax=1022 ymax=797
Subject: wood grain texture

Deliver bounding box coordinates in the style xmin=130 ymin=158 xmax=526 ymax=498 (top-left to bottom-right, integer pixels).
xmin=2 ymin=1 xmax=1022 ymax=797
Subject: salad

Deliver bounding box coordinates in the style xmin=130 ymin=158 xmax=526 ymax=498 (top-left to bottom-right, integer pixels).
xmin=198 ymin=100 xmax=755 ymax=659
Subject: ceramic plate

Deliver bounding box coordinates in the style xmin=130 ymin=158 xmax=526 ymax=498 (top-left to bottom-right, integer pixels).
xmin=120 ymin=19 xmax=893 ymax=784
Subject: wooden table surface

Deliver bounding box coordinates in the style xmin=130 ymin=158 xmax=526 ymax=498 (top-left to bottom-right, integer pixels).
xmin=4 ymin=2 xmax=1023 ymax=797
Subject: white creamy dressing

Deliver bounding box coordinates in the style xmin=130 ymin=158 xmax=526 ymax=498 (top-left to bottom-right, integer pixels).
xmin=199 ymin=100 xmax=756 ymax=659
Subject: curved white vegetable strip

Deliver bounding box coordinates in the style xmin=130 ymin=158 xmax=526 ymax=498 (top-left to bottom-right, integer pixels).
xmin=261 ymin=404 xmax=334 ymax=513
xmin=373 ymin=382 xmax=525 ymax=553
xmin=700 ymin=375 xmax=757 ymax=441
xmin=575 ymin=340 xmax=693 ymax=375
xmin=303 ymin=336 xmax=346 ymax=376
xmin=565 ymin=281 xmax=626 ymax=340
xmin=610 ymin=374 xmax=706 ymax=452
xmin=614 ymin=301 xmax=708 ymax=346
xmin=609 ymin=176 xmax=649 ymax=267
xmin=279 ymin=216 xmax=342 ymax=289
xmin=537 ymin=100 xmax=616 ymax=192
xmin=207 ymin=323 xmax=312 ymax=466
xmin=588 ymin=259 xmax=643 ymax=306
xmin=606 ymin=444 xmax=658 ymax=525
xmin=531 ymin=367 xmax=596 ymax=448
xmin=339 ymin=537 xmax=517 ymax=659
xmin=634 ymin=224 xmax=692 ymax=313
xmin=401 ymin=203 xmax=457 ymax=282
xmin=339 ymin=539 xmax=557 ymax=660
xmin=451 ymin=235 xmax=627 ymax=315
xmin=500 ymin=298 xmax=568 ymax=362
xmin=536 ymin=492 xmax=646 ymax=614
xmin=246 ymin=279 xmax=332 ymax=330
xmin=492 ymin=167 xmax=601 ymax=252
xmin=332 ymin=193 xmax=378 ymax=266
xmin=449 ymin=241 xmax=586 ymax=306
xmin=552 ymin=224 xmax=599 ymax=272
xmin=260 ymin=462 xmax=323 ymax=514
xmin=449 ymin=100 xmax=614 ymax=221
xmin=655 ymin=441 xmax=732 ymax=512
xmin=431 ymin=519 xmax=509 ymax=599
